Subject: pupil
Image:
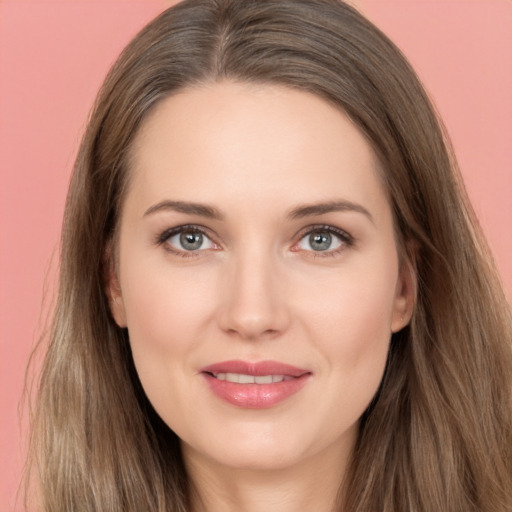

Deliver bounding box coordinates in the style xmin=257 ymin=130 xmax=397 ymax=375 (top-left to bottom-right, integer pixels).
xmin=310 ymin=232 xmax=331 ymax=251
xmin=180 ymin=231 xmax=203 ymax=250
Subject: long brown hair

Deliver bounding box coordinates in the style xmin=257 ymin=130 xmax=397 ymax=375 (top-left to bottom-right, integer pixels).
xmin=27 ymin=0 xmax=512 ymax=510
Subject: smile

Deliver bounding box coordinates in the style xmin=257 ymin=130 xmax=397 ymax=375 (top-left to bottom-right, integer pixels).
xmin=200 ymin=360 xmax=311 ymax=408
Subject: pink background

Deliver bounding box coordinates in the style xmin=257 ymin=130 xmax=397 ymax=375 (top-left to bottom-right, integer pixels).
xmin=1 ymin=1 xmax=511 ymax=510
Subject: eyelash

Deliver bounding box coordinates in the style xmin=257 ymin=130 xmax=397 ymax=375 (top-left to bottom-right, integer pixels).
xmin=155 ymin=224 xmax=217 ymax=258
xmin=155 ymin=224 xmax=354 ymax=259
xmin=294 ymin=224 xmax=354 ymax=258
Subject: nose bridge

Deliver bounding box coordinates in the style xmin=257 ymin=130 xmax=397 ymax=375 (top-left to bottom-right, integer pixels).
xmin=218 ymin=242 xmax=289 ymax=339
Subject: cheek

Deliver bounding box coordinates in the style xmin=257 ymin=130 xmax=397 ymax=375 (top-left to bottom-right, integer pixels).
xmin=314 ymin=280 xmax=395 ymax=437
xmin=119 ymin=258 xmax=218 ymax=393
xmin=301 ymin=256 xmax=398 ymax=384
xmin=123 ymin=255 xmax=215 ymax=336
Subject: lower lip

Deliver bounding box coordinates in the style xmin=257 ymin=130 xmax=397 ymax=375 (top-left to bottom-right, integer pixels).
xmin=202 ymin=373 xmax=310 ymax=409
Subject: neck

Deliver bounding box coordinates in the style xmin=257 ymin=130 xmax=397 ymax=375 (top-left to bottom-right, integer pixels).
xmin=183 ymin=442 xmax=351 ymax=512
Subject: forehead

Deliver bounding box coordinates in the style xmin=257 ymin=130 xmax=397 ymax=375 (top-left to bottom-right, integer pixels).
xmin=125 ymin=81 xmax=389 ymax=219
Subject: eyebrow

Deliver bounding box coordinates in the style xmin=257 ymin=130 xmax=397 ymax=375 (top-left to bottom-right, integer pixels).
xmin=143 ymin=199 xmax=373 ymax=223
xmin=143 ymin=200 xmax=224 ymax=220
xmin=288 ymin=200 xmax=374 ymax=223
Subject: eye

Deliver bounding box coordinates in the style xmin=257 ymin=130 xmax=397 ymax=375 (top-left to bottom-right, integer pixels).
xmin=294 ymin=226 xmax=352 ymax=254
xmin=158 ymin=226 xmax=218 ymax=255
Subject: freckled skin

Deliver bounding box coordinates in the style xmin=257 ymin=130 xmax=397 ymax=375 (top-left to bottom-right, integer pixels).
xmin=109 ymin=82 xmax=414 ymax=510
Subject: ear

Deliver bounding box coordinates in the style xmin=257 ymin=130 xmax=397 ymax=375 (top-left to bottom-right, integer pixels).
xmin=391 ymin=254 xmax=417 ymax=333
xmin=104 ymin=243 xmax=127 ymax=328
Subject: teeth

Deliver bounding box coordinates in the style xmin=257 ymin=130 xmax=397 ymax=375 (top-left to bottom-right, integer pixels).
xmin=214 ymin=373 xmax=288 ymax=384
xmin=255 ymin=375 xmax=273 ymax=384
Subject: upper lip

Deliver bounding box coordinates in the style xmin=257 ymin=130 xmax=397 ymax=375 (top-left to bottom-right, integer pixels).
xmin=200 ymin=360 xmax=310 ymax=377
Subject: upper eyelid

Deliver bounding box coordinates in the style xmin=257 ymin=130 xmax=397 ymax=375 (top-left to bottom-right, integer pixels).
xmin=157 ymin=224 xmax=217 ymax=243
xmin=294 ymin=224 xmax=353 ymax=242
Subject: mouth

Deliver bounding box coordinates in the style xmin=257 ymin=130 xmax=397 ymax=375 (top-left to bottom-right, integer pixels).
xmin=200 ymin=360 xmax=311 ymax=408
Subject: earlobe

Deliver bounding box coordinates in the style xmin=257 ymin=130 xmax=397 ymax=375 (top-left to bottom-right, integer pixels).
xmin=391 ymin=257 xmax=417 ymax=333
xmin=104 ymin=244 xmax=127 ymax=328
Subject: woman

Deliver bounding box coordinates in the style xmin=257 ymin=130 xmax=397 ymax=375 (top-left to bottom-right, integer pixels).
xmin=27 ymin=0 xmax=512 ymax=510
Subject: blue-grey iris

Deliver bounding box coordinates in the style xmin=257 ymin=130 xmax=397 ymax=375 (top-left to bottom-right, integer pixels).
xmin=309 ymin=232 xmax=331 ymax=251
xmin=180 ymin=231 xmax=203 ymax=250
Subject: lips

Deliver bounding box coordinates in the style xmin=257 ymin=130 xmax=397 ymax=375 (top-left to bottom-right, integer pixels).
xmin=200 ymin=360 xmax=311 ymax=408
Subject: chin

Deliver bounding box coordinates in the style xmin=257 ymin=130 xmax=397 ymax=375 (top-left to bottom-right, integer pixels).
xmin=205 ymin=442 xmax=309 ymax=472
xmin=180 ymin=417 xmax=354 ymax=474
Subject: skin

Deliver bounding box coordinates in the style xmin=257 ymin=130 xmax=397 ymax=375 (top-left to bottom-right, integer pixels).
xmin=108 ymin=81 xmax=415 ymax=512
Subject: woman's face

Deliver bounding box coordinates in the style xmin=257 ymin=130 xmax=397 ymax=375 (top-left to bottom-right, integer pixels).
xmin=109 ymin=82 xmax=414 ymax=473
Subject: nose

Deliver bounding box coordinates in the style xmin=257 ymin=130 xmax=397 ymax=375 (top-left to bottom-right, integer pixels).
xmin=217 ymin=247 xmax=291 ymax=341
